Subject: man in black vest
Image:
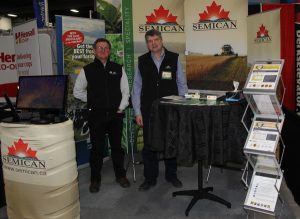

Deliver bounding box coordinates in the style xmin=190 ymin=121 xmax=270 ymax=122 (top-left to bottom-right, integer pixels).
xmin=74 ymin=38 xmax=130 ymax=193
xmin=132 ymin=30 xmax=188 ymax=191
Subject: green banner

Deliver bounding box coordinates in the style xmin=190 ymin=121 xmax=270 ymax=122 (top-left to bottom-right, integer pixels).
xmin=122 ymin=0 xmax=136 ymax=153
xmin=122 ymin=0 xmax=134 ymax=89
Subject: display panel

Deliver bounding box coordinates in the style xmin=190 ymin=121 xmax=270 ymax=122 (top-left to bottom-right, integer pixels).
xmin=16 ymin=75 xmax=68 ymax=111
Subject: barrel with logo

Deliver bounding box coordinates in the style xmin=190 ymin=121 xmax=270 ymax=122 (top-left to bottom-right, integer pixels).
xmin=0 ymin=120 xmax=80 ymax=219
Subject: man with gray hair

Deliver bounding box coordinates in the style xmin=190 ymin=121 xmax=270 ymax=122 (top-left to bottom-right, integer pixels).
xmin=132 ymin=30 xmax=188 ymax=191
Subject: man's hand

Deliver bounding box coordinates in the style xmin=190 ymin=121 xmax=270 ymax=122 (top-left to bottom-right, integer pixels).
xmin=135 ymin=115 xmax=143 ymax=127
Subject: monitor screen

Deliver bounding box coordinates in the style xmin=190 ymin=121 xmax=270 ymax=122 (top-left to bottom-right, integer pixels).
xmin=16 ymin=75 xmax=68 ymax=111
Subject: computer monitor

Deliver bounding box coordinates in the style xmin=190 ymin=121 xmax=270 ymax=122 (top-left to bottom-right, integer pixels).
xmin=16 ymin=75 xmax=68 ymax=115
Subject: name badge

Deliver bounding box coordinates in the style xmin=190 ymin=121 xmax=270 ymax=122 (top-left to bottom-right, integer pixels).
xmin=162 ymin=71 xmax=172 ymax=80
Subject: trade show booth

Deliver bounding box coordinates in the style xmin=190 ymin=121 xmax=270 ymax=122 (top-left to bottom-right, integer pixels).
xmin=0 ymin=0 xmax=299 ymax=219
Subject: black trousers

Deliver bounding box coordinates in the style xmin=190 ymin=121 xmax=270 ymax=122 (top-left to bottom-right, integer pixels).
xmin=88 ymin=110 xmax=126 ymax=182
xmin=142 ymin=111 xmax=177 ymax=184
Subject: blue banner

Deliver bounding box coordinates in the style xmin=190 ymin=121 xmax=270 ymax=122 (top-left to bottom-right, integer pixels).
xmin=32 ymin=0 xmax=45 ymax=28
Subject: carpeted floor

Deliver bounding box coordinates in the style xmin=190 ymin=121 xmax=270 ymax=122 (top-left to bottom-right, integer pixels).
xmin=1 ymin=157 xmax=299 ymax=219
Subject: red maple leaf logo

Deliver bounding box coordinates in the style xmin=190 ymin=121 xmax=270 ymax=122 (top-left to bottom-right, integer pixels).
xmin=199 ymin=1 xmax=230 ymax=22
xmin=256 ymin=24 xmax=269 ymax=38
xmin=7 ymin=138 xmax=38 ymax=159
xmin=146 ymin=5 xmax=177 ymax=24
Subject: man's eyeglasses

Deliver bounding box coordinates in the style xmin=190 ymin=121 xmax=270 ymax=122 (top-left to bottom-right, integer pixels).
xmin=96 ymin=46 xmax=110 ymax=51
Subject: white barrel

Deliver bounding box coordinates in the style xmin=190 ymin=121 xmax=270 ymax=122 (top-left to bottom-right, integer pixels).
xmin=0 ymin=120 xmax=80 ymax=219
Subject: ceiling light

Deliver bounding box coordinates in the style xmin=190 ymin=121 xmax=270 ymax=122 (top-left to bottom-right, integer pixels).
xmin=7 ymin=14 xmax=18 ymax=17
xmin=70 ymin=9 xmax=79 ymax=13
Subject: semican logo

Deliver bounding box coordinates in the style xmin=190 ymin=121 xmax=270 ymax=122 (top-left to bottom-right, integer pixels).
xmin=2 ymin=138 xmax=46 ymax=171
xmin=139 ymin=5 xmax=184 ymax=33
xmin=193 ymin=1 xmax=237 ymax=31
xmin=254 ymin=24 xmax=272 ymax=43
xmin=7 ymin=138 xmax=38 ymax=159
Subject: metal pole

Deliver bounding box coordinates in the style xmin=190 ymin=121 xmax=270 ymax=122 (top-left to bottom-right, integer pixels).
xmin=44 ymin=0 xmax=49 ymax=27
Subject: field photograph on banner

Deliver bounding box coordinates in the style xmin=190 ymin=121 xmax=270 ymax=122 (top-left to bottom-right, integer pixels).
xmin=56 ymin=16 xmax=105 ymax=142
xmin=184 ymin=0 xmax=248 ymax=91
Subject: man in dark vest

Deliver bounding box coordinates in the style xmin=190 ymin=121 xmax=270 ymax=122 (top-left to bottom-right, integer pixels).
xmin=132 ymin=30 xmax=188 ymax=191
xmin=74 ymin=38 xmax=130 ymax=193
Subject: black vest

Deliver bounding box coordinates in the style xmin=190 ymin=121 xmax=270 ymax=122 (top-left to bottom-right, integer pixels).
xmin=138 ymin=49 xmax=178 ymax=112
xmin=84 ymin=58 xmax=122 ymax=110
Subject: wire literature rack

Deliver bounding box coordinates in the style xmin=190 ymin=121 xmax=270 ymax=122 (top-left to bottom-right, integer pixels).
xmin=241 ymin=60 xmax=286 ymax=218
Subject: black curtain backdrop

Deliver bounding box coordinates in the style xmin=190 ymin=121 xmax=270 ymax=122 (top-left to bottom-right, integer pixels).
xmin=282 ymin=107 xmax=300 ymax=206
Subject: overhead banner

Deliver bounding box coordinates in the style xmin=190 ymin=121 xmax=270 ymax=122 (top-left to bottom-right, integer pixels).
xmin=132 ymin=0 xmax=186 ymax=67
xmin=32 ymin=0 xmax=46 ymax=28
xmin=184 ymin=0 xmax=248 ymax=90
xmin=0 ymin=36 xmax=18 ymax=98
xmin=13 ymin=20 xmax=42 ymax=76
xmin=247 ymin=9 xmax=281 ymax=65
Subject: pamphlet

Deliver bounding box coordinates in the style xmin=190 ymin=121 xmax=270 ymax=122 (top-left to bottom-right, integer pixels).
xmin=245 ymin=121 xmax=281 ymax=153
xmin=245 ymin=63 xmax=281 ymax=90
xmin=244 ymin=173 xmax=282 ymax=213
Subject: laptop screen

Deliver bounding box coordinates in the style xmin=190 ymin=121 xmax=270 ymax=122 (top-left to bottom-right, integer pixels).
xmin=16 ymin=75 xmax=68 ymax=112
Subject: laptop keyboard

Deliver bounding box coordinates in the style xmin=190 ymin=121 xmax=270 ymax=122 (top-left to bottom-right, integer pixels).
xmin=18 ymin=112 xmax=33 ymax=120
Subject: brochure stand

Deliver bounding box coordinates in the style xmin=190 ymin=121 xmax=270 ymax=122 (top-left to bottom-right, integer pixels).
xmin=241 ymin=60 xmax=285 ymax=218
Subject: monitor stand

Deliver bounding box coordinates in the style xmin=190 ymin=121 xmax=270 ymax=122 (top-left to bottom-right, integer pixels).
xmin=30 ymin=111 xmax=67 ymax=124
xmin=30 ymin=117 xmax=51 ymax=124
xmin=3 ymin=93 xmax=20 ymax=122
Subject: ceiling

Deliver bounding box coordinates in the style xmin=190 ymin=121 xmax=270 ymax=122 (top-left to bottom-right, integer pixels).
xmin=0 ymin=0 xmax=95 ymax=25
xmin=0 ymin=0 xmax=263 ymax=28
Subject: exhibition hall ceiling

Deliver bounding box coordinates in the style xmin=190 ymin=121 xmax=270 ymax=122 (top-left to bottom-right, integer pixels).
xmin=0 ymin=0 xmax=95 ymax=24
xmin=0 ymin=0 xmax=263 ymax=26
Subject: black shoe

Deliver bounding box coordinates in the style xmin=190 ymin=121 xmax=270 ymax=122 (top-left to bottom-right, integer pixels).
xmin=167 ymin=178 xmax=183 ymax=188
xmin=116 ymin=177 xmax=131 ymax=188
xmin=89 ymin=181 xmax=100 ymax=193
xmin=138 ymin=180 xmax=156 ymax=191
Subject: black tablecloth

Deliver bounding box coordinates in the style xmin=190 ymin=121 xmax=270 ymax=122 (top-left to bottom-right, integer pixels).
xmin=281 ymin=107 xmax=300 ymax=206
xmin=148 ymin=99 xmax=249 ymax=167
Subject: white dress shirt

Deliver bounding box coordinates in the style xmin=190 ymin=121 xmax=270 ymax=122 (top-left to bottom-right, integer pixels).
xmin=73 ymin=66 xmax=130 ymax=111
